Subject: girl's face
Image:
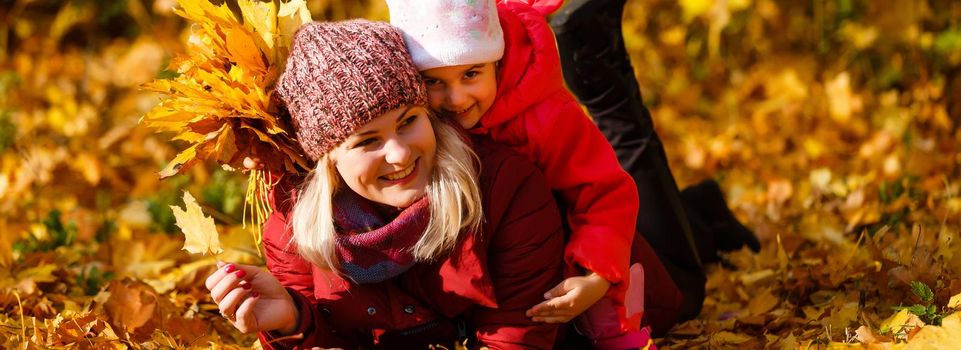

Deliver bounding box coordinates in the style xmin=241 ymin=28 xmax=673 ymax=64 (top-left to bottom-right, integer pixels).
xmin=330 ymin=106 xmax=436 ymax=209
xmin=420 ymin=62 xmax=497 ymax=129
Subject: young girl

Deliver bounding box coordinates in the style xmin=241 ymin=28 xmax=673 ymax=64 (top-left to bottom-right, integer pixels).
xmin=206 ymin=19 xmax=567 ymax=348
xmin=387 ymin=0 xmax=672 ymax=347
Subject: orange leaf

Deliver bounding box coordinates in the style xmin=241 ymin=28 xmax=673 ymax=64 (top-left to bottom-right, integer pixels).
xmin=225 ymin=26 xmax=267 ymax=75
xmin=103 ymin=281 xmax=158 ymax=333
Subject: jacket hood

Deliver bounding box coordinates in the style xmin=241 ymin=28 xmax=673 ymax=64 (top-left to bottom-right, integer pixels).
xmin=478 ymin=0 xmax=566 ymax=129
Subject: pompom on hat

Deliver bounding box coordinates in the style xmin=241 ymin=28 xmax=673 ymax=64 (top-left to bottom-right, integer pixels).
xmin=276 ymin=20 xmax=428 ymax=161
xmin=386 ymin=0 xmax=504 ymax=71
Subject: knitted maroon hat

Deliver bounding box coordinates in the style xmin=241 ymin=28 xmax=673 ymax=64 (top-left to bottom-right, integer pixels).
xmin=277 ymin=20 xmax=428 ymax=161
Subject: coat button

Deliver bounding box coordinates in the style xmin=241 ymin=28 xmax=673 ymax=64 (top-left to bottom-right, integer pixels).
xmin=367 ymin=307 xmax=377 ymax=316
xmin=403 ymin=305 xmax=415 ymax=314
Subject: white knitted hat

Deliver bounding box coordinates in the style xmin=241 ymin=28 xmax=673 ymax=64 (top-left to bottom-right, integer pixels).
xmin=387 ymin=0 xmax=504 ymax=71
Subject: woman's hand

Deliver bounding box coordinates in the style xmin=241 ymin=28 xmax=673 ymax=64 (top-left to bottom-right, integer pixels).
xmin=242 ymin=156 xmax=264 ymax=171
xmin=525 ymin=272 xmax=611 ymax=323
xmin=205 ymin=261 xmax=299 ymax=334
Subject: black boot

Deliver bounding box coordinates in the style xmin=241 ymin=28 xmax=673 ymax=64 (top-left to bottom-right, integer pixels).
xmin=551 ymin=0 xmax=706 ymax=322
xmin=680 ymin=180 xmax=761 ymax=253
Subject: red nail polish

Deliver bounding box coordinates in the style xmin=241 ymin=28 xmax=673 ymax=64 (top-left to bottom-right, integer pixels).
xmin=225 ymin=264 xmax=237 ymax=273
xmin=242 ymin=283 xmax=252 ymax=290
xmin=251 ymin=292 xmax=259 ymax=298
xmin=235 ymin=270 xmax=246 ymax=278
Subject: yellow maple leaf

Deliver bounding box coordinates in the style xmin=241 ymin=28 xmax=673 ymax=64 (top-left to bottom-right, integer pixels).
xmin=170 ymin=191 xmax=222 ymax=255
xmin=143 ymin=0 xmax=312 ymax=178
xmin=237 ymin=0 xmax=277 ymax=53
xmin=276 ymin=0 xmax=312 ymax=62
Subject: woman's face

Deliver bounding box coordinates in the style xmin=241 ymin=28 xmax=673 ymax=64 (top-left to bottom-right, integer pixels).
xmin=330 ymin=106 xmax=436 ymax=209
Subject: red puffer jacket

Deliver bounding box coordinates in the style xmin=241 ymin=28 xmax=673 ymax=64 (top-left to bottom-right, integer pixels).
xmin=257 ymin=137 xmax=565 ymax=349
xmin=470 ymin=0 xmax=641 ymax=330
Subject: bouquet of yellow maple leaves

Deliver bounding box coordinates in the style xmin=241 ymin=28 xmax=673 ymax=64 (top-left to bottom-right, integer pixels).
xmin=142 ymin=0 xmax=313 ymax=247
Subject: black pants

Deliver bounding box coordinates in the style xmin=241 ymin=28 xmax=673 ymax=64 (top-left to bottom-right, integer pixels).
xmin=550 ymin=0 xmax=707 ymax=324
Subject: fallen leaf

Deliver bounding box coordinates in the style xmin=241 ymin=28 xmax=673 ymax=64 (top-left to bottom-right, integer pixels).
xmin=949 ymin=292 xmax=961 ymax=309
xmin=768 ymin=179 xmax=794 ymax=204
xmin=880 ymin=309 xmax=924 ymax=337
xmin=748 ymin=288 xmax=780 ymax=315
xmin=904 ymin=311 xmax=961 ymax=348
xmin=103 ymin=280 xmax=158 ymax=334
xmin=710 ymin=330 xmax=753 ymax=345
xmin=854 ymin=325 xmax=878 ymax=343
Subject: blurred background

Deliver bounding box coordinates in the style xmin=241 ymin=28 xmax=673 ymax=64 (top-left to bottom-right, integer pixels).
xmin=0 ymin=0 xmax=958 ymax=348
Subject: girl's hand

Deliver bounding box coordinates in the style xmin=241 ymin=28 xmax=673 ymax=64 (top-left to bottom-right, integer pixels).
xmin=205 ymin=261 xmax=299 ymax=334
xmin=525 ymin=272 xmax=610 ymax=323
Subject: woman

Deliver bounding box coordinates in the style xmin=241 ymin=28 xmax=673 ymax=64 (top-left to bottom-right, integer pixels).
xmin=205 ymin=19 xmax=565 ymax=349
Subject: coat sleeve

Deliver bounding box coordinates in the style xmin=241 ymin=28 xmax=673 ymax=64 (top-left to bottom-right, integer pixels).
xmin=257 ymin=185 xmax=346 ymax=350
xmin=525 ymin=92 xmax=640 ymax=322
xmin=471 ymin=150 xmax=565 ymax=349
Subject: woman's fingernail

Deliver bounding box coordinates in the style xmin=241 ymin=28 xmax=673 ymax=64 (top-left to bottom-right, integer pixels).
xmin=225 ymin=264 xmax=237 ymax=273
xmin=235 ymin=270 xmax=246 ymax=278
xmin=251 ymin=292 xmax=260 ymax=298
xmin=242 ymin=282 xmax=252 ymax=290
xmin=544 ymin=293 xmax=551 ymax=299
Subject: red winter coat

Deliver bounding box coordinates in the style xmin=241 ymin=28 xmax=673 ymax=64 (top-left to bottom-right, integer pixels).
xmin=471 ymin=0 xmax=641 ymax=330
xmin=257 ymin=137 xmax=565 ymax=349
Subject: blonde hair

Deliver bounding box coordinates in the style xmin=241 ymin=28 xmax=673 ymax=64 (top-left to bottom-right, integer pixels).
xmin=289 ymin=114 xmax=483 ymax=272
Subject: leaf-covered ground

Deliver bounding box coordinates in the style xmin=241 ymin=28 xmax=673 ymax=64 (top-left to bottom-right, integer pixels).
xmin=0 ymin=0 xmax=958 ymax=348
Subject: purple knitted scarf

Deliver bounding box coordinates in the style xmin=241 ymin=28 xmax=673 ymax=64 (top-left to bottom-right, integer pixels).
xmin=333 ymin=189 xmax=430 ymax=284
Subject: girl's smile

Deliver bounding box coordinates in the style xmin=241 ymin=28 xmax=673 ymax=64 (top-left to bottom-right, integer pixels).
xmin=421 ymin=62 xmax=498 ymax=129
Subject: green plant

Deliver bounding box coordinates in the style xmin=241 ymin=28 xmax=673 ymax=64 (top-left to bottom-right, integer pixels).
xmin=76 ymin=266 xmax=115 ymax=296
xmin=893 ymin=281 xmax=949 ymax=326
xmin=12 ymin=209 xmax=78 ymax=254
xmin=0 ymin=111 xmax=15 ymax=153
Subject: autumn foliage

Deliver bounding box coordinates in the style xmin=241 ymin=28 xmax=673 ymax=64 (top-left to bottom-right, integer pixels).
xmin=0 ymin=0 xmax=959 ymax=348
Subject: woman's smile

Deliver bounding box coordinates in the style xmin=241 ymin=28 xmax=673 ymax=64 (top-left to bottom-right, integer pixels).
xmin=380 ymin=158 xmax=419 ymax=184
